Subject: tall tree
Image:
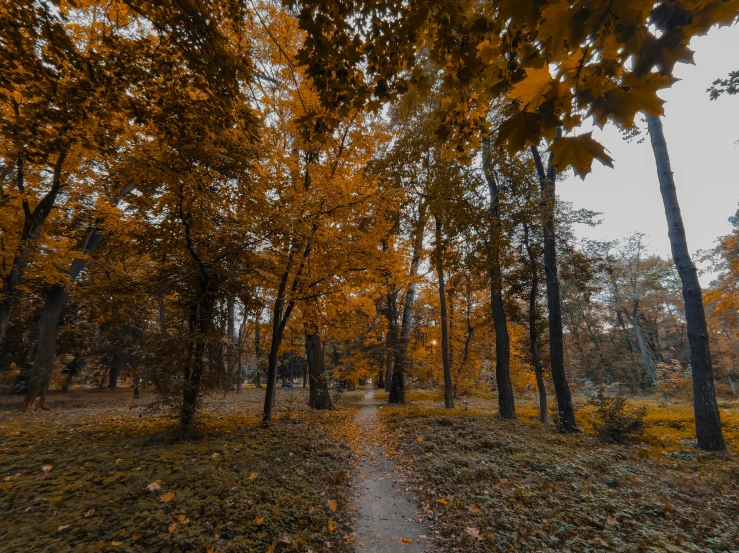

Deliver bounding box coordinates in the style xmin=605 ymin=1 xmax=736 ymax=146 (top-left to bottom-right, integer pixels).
xmin=647 ymin=115 xmax=725 ymax=452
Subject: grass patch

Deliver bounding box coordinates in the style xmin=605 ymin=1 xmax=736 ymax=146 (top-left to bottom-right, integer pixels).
xmin=0 ymin=388 xmax=357 ymax=553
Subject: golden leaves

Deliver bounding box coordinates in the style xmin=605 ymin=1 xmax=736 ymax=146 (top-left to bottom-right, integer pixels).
xmin=508 ymin=67 xmax=552 ymax=111
xmin=266 ymin=542 xmax=277 ymax=553
xmin=416 ymin=436 xmax=423 ymax=442
xmin=248 ymin=472 xmax=259 ymax=480
xmin=327 ymin=499 xmax=337 ymax=512
xmin=255 ymin=516 xmax=265 ymax=525
xmin=159 ymin=491 xmax=175 ymax=503
xmin=476 ymin=40 xmax=496 ymax=64
xmin=328 ymin=519 xmax=337 ymax=533
xmin=548 ymin=133 xmax=614 ymax=178
xmin=437 ymin=497 xmax=449 ymax=506
xmin=168 ymin=522 xmax=178 ymax=533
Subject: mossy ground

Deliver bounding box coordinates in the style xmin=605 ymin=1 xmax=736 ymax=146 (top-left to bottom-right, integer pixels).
xmin=0 ymin=388 xmax=359 ymax=553
xmin=378 ymin=389 xmax=739 ymax=553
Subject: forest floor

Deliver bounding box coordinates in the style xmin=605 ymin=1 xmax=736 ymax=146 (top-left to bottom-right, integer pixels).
xmin=377 ymin=388 xmax=739 ymax=553
xmin=1 ymin=387 xmax=738 ymax=553
xmin=0 ymin=387 xmax=361 ymax=553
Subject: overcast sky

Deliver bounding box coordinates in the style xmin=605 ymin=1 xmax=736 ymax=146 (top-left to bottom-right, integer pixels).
xmin=559 ymin=24 xmax=739 ymax=285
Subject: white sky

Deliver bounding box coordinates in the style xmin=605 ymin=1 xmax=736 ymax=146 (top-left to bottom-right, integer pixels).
xmin=560 ymin=24 xmax=739 ymax=285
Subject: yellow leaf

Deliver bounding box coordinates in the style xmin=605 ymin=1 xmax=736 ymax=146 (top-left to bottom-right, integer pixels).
xmin=160 ymin=491 xmax=175 ymax=503
xmin=416 ymin=436 xmax=423 ymax=442
xmin=327 ymin=500 xmax=337 ymax=512
xmin=437 ymin=498 xmax=449 ymax=506
xmin=548 ymin=132 xmax=614 ymax=178
xmin=508 ymin=67 xmax=552 ymax=110
xmin=248 ymin=472 xmax=259 ymax=480
xmin=132 ymin=534 xmax=142 ymax=542
xmin=328 ymin=520 xmax=337 ymax=533
xmin=111 ymin=541 xmax=121 ymax=546
xmin=476 ymin=39 xmax=497 ymax=64
xmin=469 ymin=504 xmax=482 ymax=514
xmin=168 ymin=522 xmax=178 ymax=533
xmin=177 ymin=514 xmax=186 ymax=522
xmin=255 ymin=516 xmax=265 ymax=525
xmin=266 ymin=542 xmax=277 ymax=553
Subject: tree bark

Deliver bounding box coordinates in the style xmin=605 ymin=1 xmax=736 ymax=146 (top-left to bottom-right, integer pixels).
xmin=531 ymin=144 xmax=577 ymax=432
xmin=434 ymin=215 xmax=454 ymax=409
xmin=306 ymin=332 xmax=334 ymax=409
xmin=389 ymin=199 xmax=427 ymax=404
xmin=108 ymin=353 xmax=122 ymax=390
xmin=647 ymin=115 xmax=725 ymax=451
xmin=631 ymin=302 xmax=657 ymax=385
xmin=523 ymin=222 xmax=548 ymax=423
xmin=483 ymin=138 xmax=515 ymax=420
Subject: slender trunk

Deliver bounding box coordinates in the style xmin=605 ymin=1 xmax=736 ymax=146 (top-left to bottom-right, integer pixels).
xmin=306 ymin=332 xmax=333 ymax=409
xmin=531 ymin=143 xmax=577 ymax=432
xmin=133 ymin=376 xmax=141 ymax=399
xmin=108 ymin=353 xmax=122 ymax=390
xmin=255 ymin=322 xmax=262 ymax=388
xmin=384 ymin=330 xmax=393 ymax=389
xmin=647 ymin=115 xmax=725 ymax=451
xmin=434 ymin=215 xmax=454 ymax=409
xmin=523 ymin=222 xmax=547 ymax=423
xmin=157 ymin=295 xmax=167 ymax=334
xmin=483 ymin=138 xmax=515 ymax=419
xmin=0 ymin=149 xmax=68 ymax=345
xmin=631 ymin=303 xmax=657 ymax=385
xmin=389 ymin=200 xmax=427 ymax=404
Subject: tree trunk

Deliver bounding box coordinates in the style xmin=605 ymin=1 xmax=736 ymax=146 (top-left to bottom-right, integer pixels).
xmin=523 ymin=223 xmax=548 ymax=423
xmin=306 ymin=332 xmax=334 ymax=409
xmin=631 ymin=303 xmax=657 ymax=385
xmin=483 ymin=138 xmax=515 ymax=419
xmin=389 ymin=200 xmax=427 ymax=404
xmin=108 ymin=353 xmax=122 ymax=390
xmin=647 ymin=115 xmax=725 ymax=451
xmin=434 ymin=215 xmax=454 ymax=409
xmin=21 ymin=284 xmax=67 ymax=410
xmin=531 ymin=144 xmax=577 ymax=432
xmin=385 ymin=329 xmax=394 ymax=389
xmin=0 ymin=149 xmax=68 ymax=346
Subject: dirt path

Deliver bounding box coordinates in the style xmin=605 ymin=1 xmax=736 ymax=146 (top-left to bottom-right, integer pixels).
xmin=351 ymin=390 xmax=437 ymax=553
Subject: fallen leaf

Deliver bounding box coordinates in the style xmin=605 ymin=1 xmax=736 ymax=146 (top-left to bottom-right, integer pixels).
xmin=249 ymin=472 xmax=258 ymax=480
xmin=469 ymin=504 xmax=482 ymax=514
xmin=111 ymin=541 xmax=121 ymax=546
xmin=255 ymin=516 xmax=265 ymax=525
xmin=168 ymin=522 xmax=178 ymax=533
xmin=328 ymin=520 xmax=337 ymax=533
xmin=437 ymin=498 xmax=449 ymax=506
xmin=57 ymin=525 xmax=70 ymax=532
xmin=160 ymin=491 xmax=175 ymax=503
xmin=132 ymin=534 xmax=142 ymax=542
xmin=328 ymin=500 xmax=337 ymax=512
xmin=147 ymin=482 xmax=161 ymax=492
xmin=42 ymin=465 xmax=52 ymax=473
xmin=466 ymin=527 xmax=481 ymax=539
xmin=416 ymin=436 xmax=423 ymax=442
xmin=266 ymin=541 xmax=277 ymax=553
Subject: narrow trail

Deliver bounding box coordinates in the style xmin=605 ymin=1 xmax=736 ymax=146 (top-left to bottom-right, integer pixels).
xmin=351 ymin=389 xmax=437 ymax=553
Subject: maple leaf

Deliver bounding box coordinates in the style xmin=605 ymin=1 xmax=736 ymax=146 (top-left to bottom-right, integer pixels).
xmin=159 ymin=491 xmax=175 ymax=503
xmin=548 ymin=133 xmax=614 ymax=178
xmin=509 ymin=67 xmax=553 ymax=110
xmin=248 ymin=472 xmax=259 ymax=480
xmin=328 ymin=520 xmax=337 ymax=533
xmin=168 ymin=522 xmax=178 ymax=533
xmin=266 ymin=542 xmax=277 ymax=553
xmin=416 ymin=436 xmax=423 ymax=442
xmin=147 ymin=481 xmax=161 ymax=492
xmin=255 ymin=515 xmax=265 ymax=525
xmin=466 ymin=527 xmax=481 ymax=539
xmin=469 ymin=504 xmax=482 ymax=514
xmin=476 ymin=40 xmax=496 ymax=64
xmin=328 ymin=499 xmax=337 ymax=512
xmin=437 ymin=498 xmax=449 ymax=506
